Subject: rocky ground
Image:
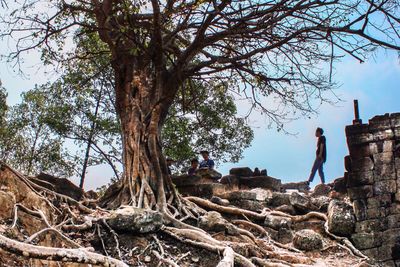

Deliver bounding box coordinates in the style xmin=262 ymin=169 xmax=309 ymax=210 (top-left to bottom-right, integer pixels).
xmin=0 ymin=164 xmax=381 ymax=267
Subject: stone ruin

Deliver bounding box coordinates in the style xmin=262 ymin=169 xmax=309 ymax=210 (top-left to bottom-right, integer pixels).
xmin=345 ymin=113 xmax=400 ymax=266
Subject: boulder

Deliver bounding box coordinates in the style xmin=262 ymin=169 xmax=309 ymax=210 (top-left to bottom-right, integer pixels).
xmin=266 ymin=192 xmax=291 ymax=207
xmin=239 ymin=176 xmax=281 ymax=191
xmin=327 ymin=200 xmax=356 ymax=237
xmin=171 ymin=174 xmax=202 ymax=187
xmin=106 ymin=206 xmax=163 ymax=233
xmin=274 ymin=205 xmax=296 ymax=215
xmin=34 ymin=173 xmax=84 ymax=201
xmin=0 ymin=191 xmax=15 ymax=220
xmin=198 ymin=211 xmax=238 ymax=235
xmin=293 ymin=229 xmax=323 ymax=251
xmin=264 ymin=215 xmax=292 ymax=230
xmin=331 ymin=176 xmax=347 ymax=194
xmin=277 ymin=228 xmax=293 ymax=244
xmin=229 ymin=167 xmax=253 ymax=177
xmin=219 ymin=189 xmax=271 ymax=202
xmin=311 ymin=184 xmax=332 ymax=197
xmin=311 ymin=196 xmax=331 ymax=212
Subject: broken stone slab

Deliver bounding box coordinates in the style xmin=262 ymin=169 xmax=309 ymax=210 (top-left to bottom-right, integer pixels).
xmin=230 ymin=199 xmax=265 ymax=212
xmin=265 ymin=192 xmax=291 ymax=207
xmin=0 ymin=191 xmax=16 ymax=220
xmin=289 ymin=192 xmax=317 ymax=213
xmin=239 ymin=176 xmax=281 ymax=191
xmin=274 ymin=204 xmax=296 ymax=215
xmin=292 ymin=229 xmax=323 ymax=251
xmin=219 ymin=188 xmax=272 ymax=202
xmin=281 ymin=181 xmax=310 ymax=193
xmin=229 ymin=167 xmax=253 ymax=177
xmin=106 ymin=206 xmax=163 ymax=233
xmin=311 ymin=184 xmax=332 ymax=197
xmin=327 ymin=200 xmax=355 ymax=237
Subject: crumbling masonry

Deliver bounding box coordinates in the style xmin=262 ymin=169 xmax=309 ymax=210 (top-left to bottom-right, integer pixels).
xmin=345 ymin=113 xmax=400 ymax=266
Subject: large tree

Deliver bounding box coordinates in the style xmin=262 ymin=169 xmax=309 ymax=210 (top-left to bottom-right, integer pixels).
xmin=1 ymin=1 xmax=399 ymax=212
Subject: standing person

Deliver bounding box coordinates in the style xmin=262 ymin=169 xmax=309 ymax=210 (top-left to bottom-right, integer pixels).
xmin=307 ymin=127 xmax=327 ymax=184
xmin=188 ymin=158 xmax=199 ymax=176
xmin=199 ymin=150 xmax=215 ymax=170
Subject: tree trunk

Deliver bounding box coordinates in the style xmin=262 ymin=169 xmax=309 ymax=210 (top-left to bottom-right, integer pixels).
xmin=99 ymin=60 xmax=177 ymax=211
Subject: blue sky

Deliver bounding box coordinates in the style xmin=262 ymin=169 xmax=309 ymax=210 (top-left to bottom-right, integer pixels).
xmin=1 ymin=45 xmax=399 ymax=190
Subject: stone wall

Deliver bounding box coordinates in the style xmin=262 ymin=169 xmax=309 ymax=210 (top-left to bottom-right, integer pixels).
xmin=345 ymin=113 xmax=400 ymax=266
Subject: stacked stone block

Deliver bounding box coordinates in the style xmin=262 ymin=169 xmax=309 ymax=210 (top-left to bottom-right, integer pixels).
xmin=345 ymin=113 xmax=400 ymax=266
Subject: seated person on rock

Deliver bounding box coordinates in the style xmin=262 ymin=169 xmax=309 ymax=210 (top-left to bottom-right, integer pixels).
xmin=188 ymin=158 xmax=199 ymax=176
xmin=199 ymin=150 xmax=215 ymax=170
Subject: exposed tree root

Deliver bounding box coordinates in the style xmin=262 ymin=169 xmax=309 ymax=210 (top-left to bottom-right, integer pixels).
xmin=232 ymin=219 xmax=270 ymax=239
xmin=185 ymin=196 xmax=266 ymax=220
xmin=0 ymin=233 xmax=128 ymax=267
xmin=216 ymin=247 xmax=234 ymax=267
xmin=152 ymin=250 xmax=179 ymax=267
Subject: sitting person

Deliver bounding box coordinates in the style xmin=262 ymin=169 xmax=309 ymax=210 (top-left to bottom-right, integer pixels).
xmin=188 ymin=158 xmax=199 ymax=176
xmin=199 ymin=150 xmax=215 ymax=169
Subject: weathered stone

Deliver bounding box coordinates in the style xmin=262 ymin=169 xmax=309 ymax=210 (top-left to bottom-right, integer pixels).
xmin=351 ymin=232 xmax=382 ymax=250
xmin=351 ymin=157 xmax=374 ymax=172
xmin=232 ymin=199 xmax=264 ymax=212
xmin=377 ymin=244 xmax=397 ymax=261
xmin=347 ymin=171 xmax=374 ymax=187
xmin=249 ymin=188 xmax=273 ymax=201
xmin=366 ymin=207 xmax=387 ymax=219
xmin=229 ymin=167 xmax=253 ymax=177
xmin=85 ymin=190 xmax=99 ymax=199
xmin=178 ymin=183 xmax=228 ymax=198
xmin=277 ymin=227 xmax=293 ymax=244
xmin=348 ymin=185 xmax=374 ymax=200
xmin=264 ymin=215 xmax=292 ymax=230
xmin=35 ymin=173 xmax=84 ymax=201
xmin=195 ymin=168 xmax=222 ymax=180
xmin=106 ymin=206 xmax=163 ymax=233
xmin=374 ymin=180 xmax=397 ymax=195
xmin=266 ymin=192 xmax=291 ymax=207
xmin=332 ymin=176 xmax=347 ymax=193
xmin=369 ymin=114 xmax=392 ymax=129
xmin=346 ymin=124 xmax=372 ymax=145
xmin=353 ymin=199 xmax=368 ymax=221
xmin=219 ymin=175 xmax=239 ymax=185
xmin=239 ymin=176 xmax=281 ymax=191
xmin=311 ymin=184 xmax=332 ymax=197
xmin=210 ymin=196 xmax=230 ymax=206
xmin=171 ymin=174 xmax=202 ymax=186
xmin=311 ymin=196 xmax=331 ymax=212
xmin=361 ymin=247 xmax=379 ymax=260
xmin=198 ymin=211 xmax=238 ymax=235
xmin=289 ymin=192 xmax=317 ymax=212
xmin=382 ymin=229 xmax=400 ymax=244
xmin=0 ymin=191 xmax=15 ymax=220
xmin=220 ymin=190 xmax=258 ymax=201
xmin=355 ymin=219 xmax=387 ymax=233
xmin=372 ymin=129 xmax=394 ymax=142
xmin=327 ymin=200 xmax=355 ymax=237
xmin=374 ymin=163 xmax=396 ymax=181
xmin=373 ymin=152 xmax=394 ymax=165
xmin=292 ymin=229 xmax=323 ymax=251
xmin=275 ymin=204 xmax=296 ymax=215
xmin=281 ymin=181 xmax=310 ymax=193
xmin=349 ymin=145 xmax=371 ymax=159
xmin=367 ymin=194 xmax=392 ymax=209
xmin=370 ymin=140 xmax=395 ymax=154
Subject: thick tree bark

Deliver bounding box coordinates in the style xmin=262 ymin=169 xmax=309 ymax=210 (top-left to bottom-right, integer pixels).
xmin=99 ymin=57 xmax=177 ymax=211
